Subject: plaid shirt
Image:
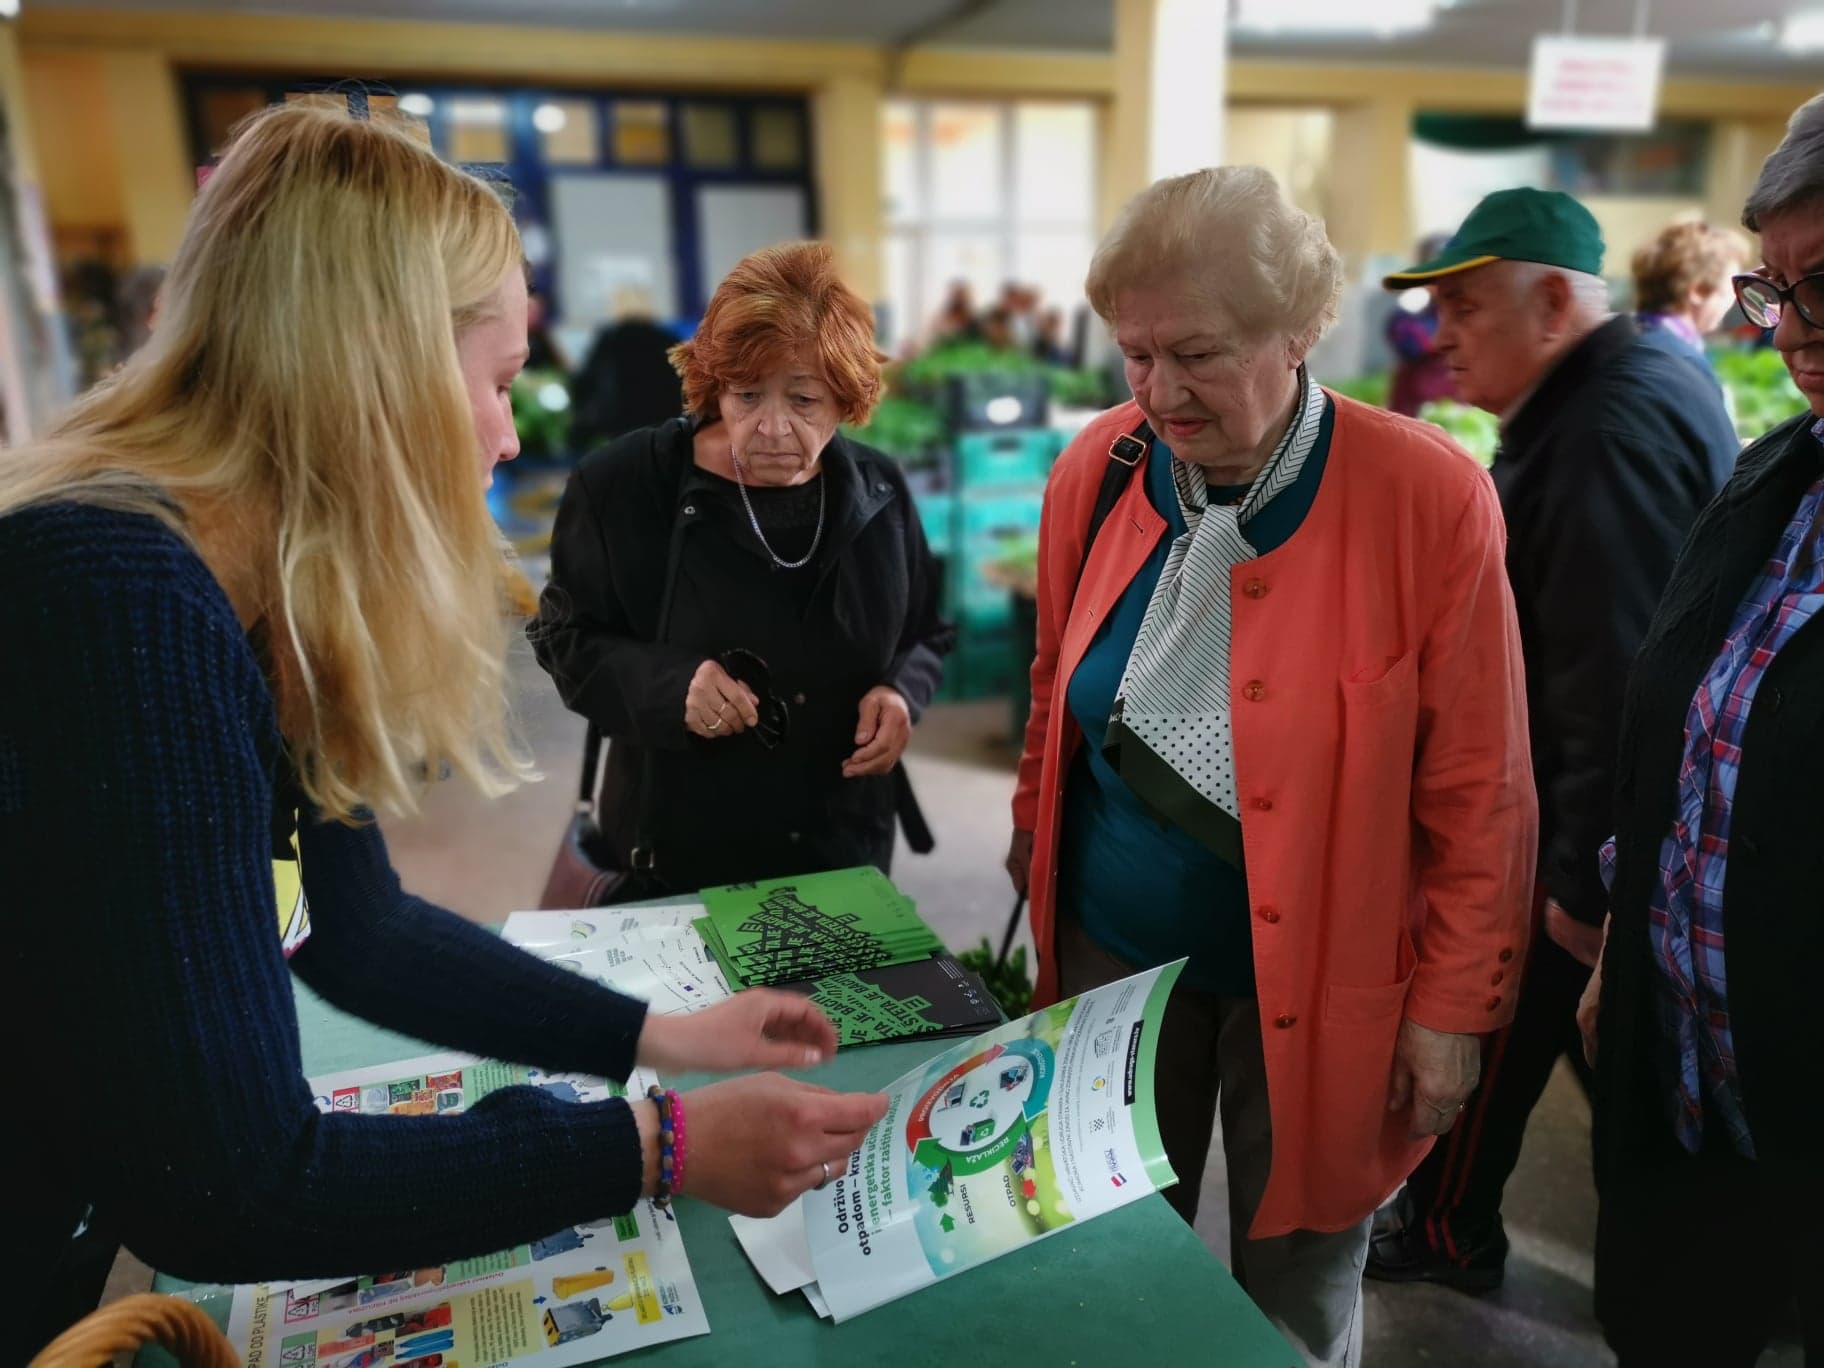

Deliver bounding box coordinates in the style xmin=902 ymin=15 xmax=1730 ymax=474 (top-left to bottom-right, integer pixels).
xmin=1603 ymin=416 xmax=1824 ymax=1158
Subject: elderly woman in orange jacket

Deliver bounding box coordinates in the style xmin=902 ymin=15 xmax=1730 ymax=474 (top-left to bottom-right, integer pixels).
xmin=1004 ymin=167 xmax=1536 ymax=1366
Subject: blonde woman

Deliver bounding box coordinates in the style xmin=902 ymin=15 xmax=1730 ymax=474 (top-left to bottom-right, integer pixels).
xmin=1632 ymin=218 xmax=1752 ymax=370
xmin=0 ymin=105 xmax=884 ymax=1360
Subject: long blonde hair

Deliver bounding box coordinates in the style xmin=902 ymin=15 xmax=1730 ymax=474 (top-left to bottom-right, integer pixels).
xmin=0 ymin=103 xmax=529 ymax=821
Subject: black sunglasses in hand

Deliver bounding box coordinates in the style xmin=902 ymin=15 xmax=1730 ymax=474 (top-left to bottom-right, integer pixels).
xmin=719 ymin=648 xmax=791 ymax=749
xmin=1733 ymin=271 xmax=1824 ymax=331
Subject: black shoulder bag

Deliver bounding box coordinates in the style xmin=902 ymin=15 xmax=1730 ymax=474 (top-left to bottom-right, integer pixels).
xmin=538 ymin=433 xmax=693 ymax=909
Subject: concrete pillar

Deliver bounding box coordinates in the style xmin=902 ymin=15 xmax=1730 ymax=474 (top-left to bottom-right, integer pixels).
xmin=812 ymin=71 xmax=884 ymax=303
xmin=98 ymin=50 xmax=192 ymax=265
xmin=1102 ymin=0 xmax=1227 ymax=231
xmin=1327 ymin=95 xmax=1414 ymax=271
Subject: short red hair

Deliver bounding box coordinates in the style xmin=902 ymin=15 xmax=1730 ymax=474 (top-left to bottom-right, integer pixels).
xmin=671 ymin=241 xmax=884 ymax=425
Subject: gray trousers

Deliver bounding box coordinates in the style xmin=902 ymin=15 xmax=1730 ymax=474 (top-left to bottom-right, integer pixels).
xmin=1056 ymin=913 xmax=1372 ymax=1367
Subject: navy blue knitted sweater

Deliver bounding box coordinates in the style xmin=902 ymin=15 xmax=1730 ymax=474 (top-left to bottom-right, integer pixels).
xmin=1 ymin=502 xmax=648 ymax=1311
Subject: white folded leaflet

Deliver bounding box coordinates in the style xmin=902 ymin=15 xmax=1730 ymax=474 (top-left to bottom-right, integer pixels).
xmin=730 ymin=962 xmax=1184 ymax=1323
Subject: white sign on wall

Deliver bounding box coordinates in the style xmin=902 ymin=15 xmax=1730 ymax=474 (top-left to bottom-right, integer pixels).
xmin=1526 ymin=35 xmax=1667 ymax=133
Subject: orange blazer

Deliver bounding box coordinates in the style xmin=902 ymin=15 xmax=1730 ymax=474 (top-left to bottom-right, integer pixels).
xmin=1013 ymin=394 xmax=1538 ymax=1237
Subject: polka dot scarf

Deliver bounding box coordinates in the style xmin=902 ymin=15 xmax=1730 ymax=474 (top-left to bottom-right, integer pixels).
xmin=1104 ymin=368 xmax=1322 ymax=866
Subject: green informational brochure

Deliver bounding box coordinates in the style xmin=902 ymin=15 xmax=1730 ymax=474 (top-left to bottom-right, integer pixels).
xmin=731 ymin=960 xmax=1186 ymax=1323
xmin=699 ymin=867 xmax=945 ymax=989
xmin=779 ymin=956 xmax=1002 ymax=1048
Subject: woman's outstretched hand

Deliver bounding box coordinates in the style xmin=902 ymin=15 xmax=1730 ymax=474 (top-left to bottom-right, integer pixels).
xmin=664 ymin=1074 xmax=889 ymax=1216
xmin=636 ymin=988 xmax=839 ymax=1075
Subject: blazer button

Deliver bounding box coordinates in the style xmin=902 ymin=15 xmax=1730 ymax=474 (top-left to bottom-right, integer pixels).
xmin=1275 ymin=1013 xmax=1297 ymax=1028
xmin=1498 ymin=948 xmax=1514 ymax=963
xmin=1251 ymin=796 xmax=1274 ymax=812
xmin=1244 ymin=578 xmax=1269 ymax=599
xmin=1243 ymin=680 xmax=1266 ymax=702
xmin=1258 ymin=906 xmax=1281 ymax=924
xmin=793 ymin=692 xmax=807 ymax=706
xmin=788 ymin=831 xmax=802 ymax=844
xmin=1486 ymin=995 xmax=1503 ymax=1011
xmin=1491 ymin=971 xmax=1505 ymax=986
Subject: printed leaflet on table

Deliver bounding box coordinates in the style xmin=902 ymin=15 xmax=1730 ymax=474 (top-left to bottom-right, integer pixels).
xmin=223 ymin=1053 xmax=709 ymax=1368
xmin=731 ymin=960 xmax=1184 ymax=1322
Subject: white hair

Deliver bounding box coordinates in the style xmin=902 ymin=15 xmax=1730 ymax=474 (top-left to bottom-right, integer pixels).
xmin=1086 ymin=165 xmax=1344 ymax=353
xmin=1504 ymin=260 xmax=1613 ymax=318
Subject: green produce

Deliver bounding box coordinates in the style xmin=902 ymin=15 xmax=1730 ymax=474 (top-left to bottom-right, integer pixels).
xmin=956 ymin=937 xmax=1033 ymax=1019
xmin=1418 ymin=399 xmax=1500 ymax=468
xmin=844 ymin=393 xmax=946 ymax=459
xmin=1328 ymin=373 xmax=1392 ymax=408
xmin=1712 ymin=346 xmax=1806 ymax=442
xmin=511 ymin=368 xmax=571 ymax=460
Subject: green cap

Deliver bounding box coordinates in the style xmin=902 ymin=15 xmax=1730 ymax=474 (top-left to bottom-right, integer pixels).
xmin=1382 ymin=188 xmax=1605 ymax=289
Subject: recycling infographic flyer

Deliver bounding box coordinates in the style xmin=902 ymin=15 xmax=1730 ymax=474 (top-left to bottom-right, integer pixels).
xmin=775 ymin=960 xmax=1183 ymax=1322
xmin=222 ymin=1053 xmax=709 ymax=1367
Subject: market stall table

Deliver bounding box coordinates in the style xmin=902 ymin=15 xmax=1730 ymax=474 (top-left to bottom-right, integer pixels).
xmin=149 ymin=903 xmax=1297 ymax=1368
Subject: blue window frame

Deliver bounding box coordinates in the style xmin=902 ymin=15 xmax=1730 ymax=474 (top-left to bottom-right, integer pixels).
xmin=181 ymin=75 xmax=817 ymax=325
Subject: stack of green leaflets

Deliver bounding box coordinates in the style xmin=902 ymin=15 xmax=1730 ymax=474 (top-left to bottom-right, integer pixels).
xmin=694 ymin=867 xmax=998 ymax=1047
xmin=695 ymin=866 xmax=945 ymax=989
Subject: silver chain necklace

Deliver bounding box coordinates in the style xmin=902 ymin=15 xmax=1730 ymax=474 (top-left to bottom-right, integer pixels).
xmin=727 ymin=448 xmax=825 ymax=570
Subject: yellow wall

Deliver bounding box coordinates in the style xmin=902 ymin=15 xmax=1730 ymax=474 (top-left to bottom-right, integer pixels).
xmin=13 ymin=8 xmax=1819 ymax=278
xmin=20 ymin=49 xmax=122 ymax=235
xmin=813 ymin=74 xmax=884 ymax=300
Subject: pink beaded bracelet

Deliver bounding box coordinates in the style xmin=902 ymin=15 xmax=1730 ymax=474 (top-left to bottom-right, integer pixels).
xmin=646 ymin=1085 xmax=687 ymax=1207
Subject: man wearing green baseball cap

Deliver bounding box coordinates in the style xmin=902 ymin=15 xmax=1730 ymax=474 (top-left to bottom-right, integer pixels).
xmin=1365 ymin=186 xmax=1740 ymax=1295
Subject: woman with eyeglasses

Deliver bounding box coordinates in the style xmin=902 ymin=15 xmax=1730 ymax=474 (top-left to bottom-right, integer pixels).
xmin=533 ymin=242 xmax=952 ymax=895
xmin=1579 ymin=93 xmax=1824 ymax=1364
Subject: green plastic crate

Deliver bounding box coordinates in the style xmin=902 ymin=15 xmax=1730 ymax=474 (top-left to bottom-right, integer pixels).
xmin=955 ymin=429 xmax=1060 ymax=489
xmin=958 ymin=488 xmax=1045 ymax=544
xmin=914 ymin=491 xmax=957 ymax=557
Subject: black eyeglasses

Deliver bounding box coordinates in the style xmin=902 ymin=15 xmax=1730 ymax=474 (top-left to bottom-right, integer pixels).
xmin=1732 ymin=271 xmax=1824 ymax=331
xmin=719 ymin=648 xmax=791 ymax=750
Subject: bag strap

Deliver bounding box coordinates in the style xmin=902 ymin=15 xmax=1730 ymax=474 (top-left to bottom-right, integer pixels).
xmin=577 ymin=421 xmax=697 ymax=872
xmin=1074 ymin=419 xmax=1154 ymax=591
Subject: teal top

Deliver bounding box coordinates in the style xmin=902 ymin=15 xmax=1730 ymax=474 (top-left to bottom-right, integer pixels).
xmin=1058 ymin=399 xmax=1334 ymax=997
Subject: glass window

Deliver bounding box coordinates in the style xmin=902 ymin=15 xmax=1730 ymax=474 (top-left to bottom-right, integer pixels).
xmin=612 ymin=101 xmax=671 ymax=165
xmin=1016 ymin=229 xmax=1095 ymax=317
xmin=1014 ymin=104 xmax=1095 ymax=224
xmin=366 ymin=94 xmax=432 ymax=146
xmin=751 ymin=106 xmax=806 ymax=171
xmin=927 ymin=232 xmax=1005 ymax=313
xmin=882 ymin=232 xmax=917 ymax=352
xmin=536 ymin=98 xmax=598 ymax=165
xmin=198 ymin=87 xmax=269 ymax=156
xmin=883 ymin=101 xmax=920 ymax=225
xmin=284 ymin=91 xmax=348 ymax=115
xmin=447 ymin=96 xmax=509 ymax=164
xmin=682 ymin=103 xmax=738 ymax=169
xmin=929 ymin=104 xmax=1003 ymax=220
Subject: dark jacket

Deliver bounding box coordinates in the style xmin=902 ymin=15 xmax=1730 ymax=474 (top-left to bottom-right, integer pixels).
xmin=531 ymin=417 xmax=952 ymax=892
xmin=1595 ymin=413 xmax=1823 ymax=1187
xmin=1492 ymin=315 xmax=1738 ymax=926
xmin=567 ymin=319 xmax=684 ymax=452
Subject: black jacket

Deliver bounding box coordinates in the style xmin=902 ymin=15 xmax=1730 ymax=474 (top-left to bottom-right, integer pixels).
xmin=1595 ymin=414 xmax=1823 ymax=1187
xmin=1492 ymin=316 xmax=1738 ymax=926
xmin=531 ymin=418 xmax=952 ymax=892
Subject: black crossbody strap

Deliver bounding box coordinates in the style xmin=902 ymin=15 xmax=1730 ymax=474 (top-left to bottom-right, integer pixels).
xmin=577 ymin=420 xmax=696 ymax=871
xmin=1074 ymin=419 xmax=1154 ymax=591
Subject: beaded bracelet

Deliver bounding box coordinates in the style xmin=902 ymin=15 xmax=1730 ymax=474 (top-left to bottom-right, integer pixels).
xmin=646 ymin=1085 xmax=687 ymax=1207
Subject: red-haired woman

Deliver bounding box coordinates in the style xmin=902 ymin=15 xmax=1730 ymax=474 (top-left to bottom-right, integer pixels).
xmin=533 ymin=242 xmax=952 ymax=892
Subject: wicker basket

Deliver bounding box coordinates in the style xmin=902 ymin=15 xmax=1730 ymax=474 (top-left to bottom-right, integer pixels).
xmin=30 ymin=1293 xmax=238 ymax=1368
